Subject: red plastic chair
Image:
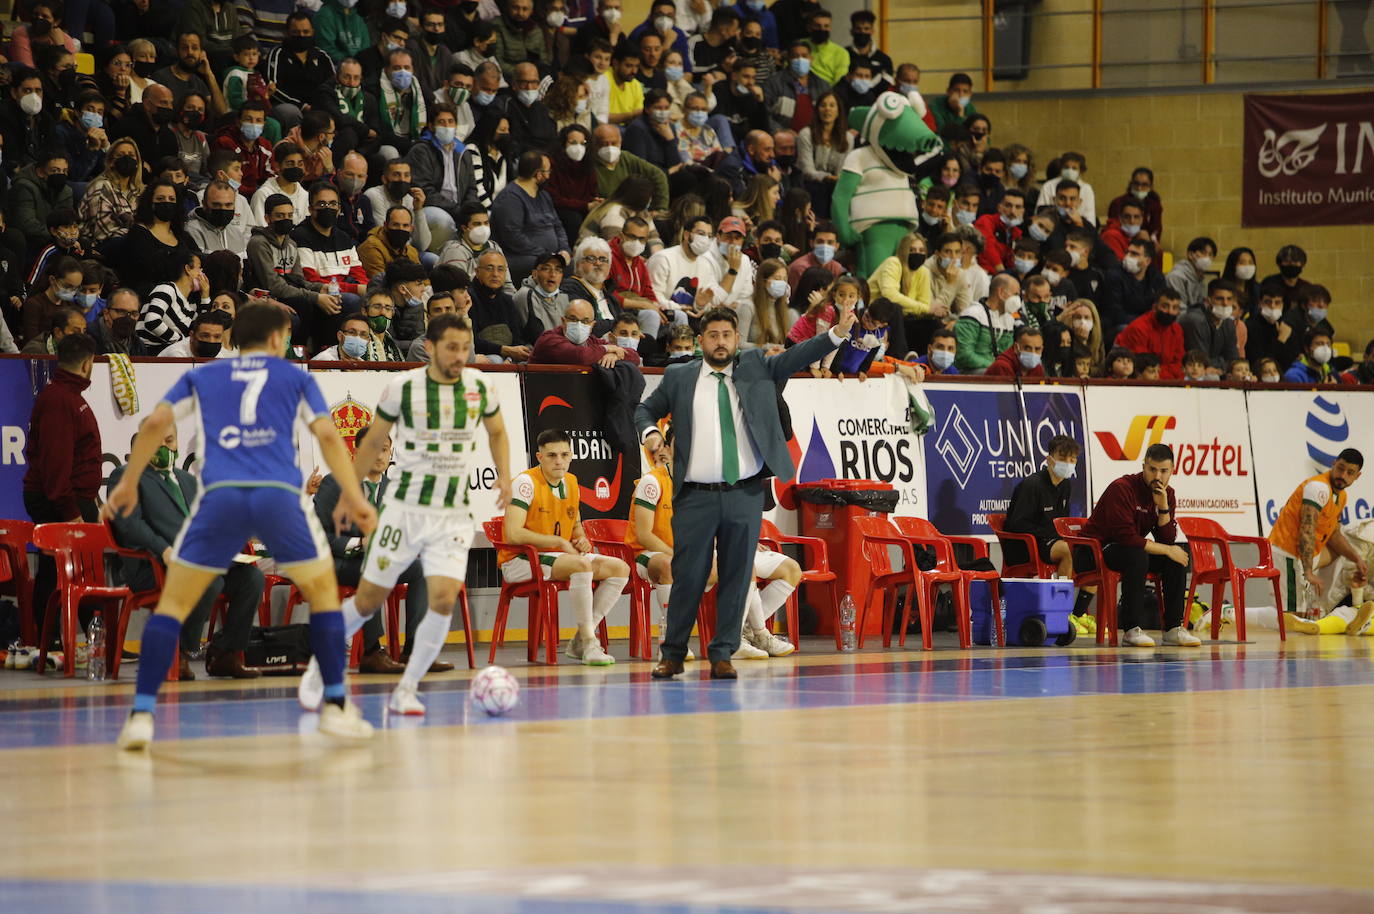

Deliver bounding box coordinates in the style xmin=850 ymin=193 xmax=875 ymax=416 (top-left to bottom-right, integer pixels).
xmin=0 ymin=519 xmax=37 ymax=645
xmin=1053 ymin=517 xmax=1166 ymax=646
xmin=987 ymin=512 xmax=1056 ymax=579
xmin=893 ymin=516 xmax=1004 ymax=649
xmin=31 ymin=523 xmax=146 ymax=679
xmin=759 ymin=519 xmax=838 ymax=651
xmin=852 ymin=516 xmax=964 ymax=650
xmin=581 ymin=518 xmax=651 ymax=659
xmin=483 ymin=518 xmax=569 ymax=664
xmin=1178 ymin=516 xmax=1284 ymax=642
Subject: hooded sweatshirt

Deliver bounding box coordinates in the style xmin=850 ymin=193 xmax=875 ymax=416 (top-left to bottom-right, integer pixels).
xmin=245 ymin=225 xmax=323 ymax=309
xmin=514 ymin=273 xmax=570 ymax=333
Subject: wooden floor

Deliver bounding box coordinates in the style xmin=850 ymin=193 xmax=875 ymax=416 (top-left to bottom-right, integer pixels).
xmin=2 ymin=632 xmax=1373 ymax=913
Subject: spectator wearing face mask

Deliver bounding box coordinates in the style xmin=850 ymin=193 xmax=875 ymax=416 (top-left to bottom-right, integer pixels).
xmin=765 ymin=43 xmax=832 ymax=135
xmin=1220 ymin=246 xmax=1261 ymax=316
xmin=1244 ymin=280 xmax=1291 ymax=367
xmin=1284 ymin=328 xmax=1337 ymax=384
xmin=931 ymin=72 xmax=976 ymax=132
xmin=1100 ymin=198 xmax=1148 ymax=260
xmin=136 ymin=249 xmax=209 ymax=352
xmin=953 ymin=272 xmax=1019 ymax=373
xmin=832 ymin=58 xmax=879 ymax=113
xmin=213 ymin=100 xmax=274 ymax=198
xmin=186 ymin=180 xmax=250 ymax=259
xmin=1115 ymin=288 xmax=1185 ymax=379
xmin=1036 ymin=152 xmax=1095 ymax=224
xmin=917 ymin=231 xmax=973 ymax=318
xmin=358 ymin=204 xmax=422 ymax=279
xmin=785 ymin=222 xmax=843 ymax=291
xmin=1106 ymin=167 xmax=1162 ymax=242
xmin=1260 ymin=243 xmax=1312 ymax=311
xmin=1279 ymin=283 xmax=1336 ymax=368
xmin=158 ymin=309 xmax=233 ymax=359
xmin=9 ymin=149 xmax=74 ymax=250
xmin=1099 ymin=237 xmax=1163 ymax=336
xmin=984 ymin=325 xmax=1045 ymax=379
xmin=1165 ymin=235 xmax=1216 ymax=310
xmin=532 ymin=298 xmax=642 ymax=367
xmin=914 ymin=326 xmax=960 ymax=374
xmin=1180 ymin=278 xmax=1240 ymax=370
xmin=973 ymin=187 xmax=1024 ymax=274
xmin=265 ymin=13 xmax=338 ymax=131
xmin=517 ymin=251 xmax=572 ymax=332
xmin=1253 ymin=357 xmax=1281 ymax=383
xmin=609 ymin=217 xmax=662 ymax=334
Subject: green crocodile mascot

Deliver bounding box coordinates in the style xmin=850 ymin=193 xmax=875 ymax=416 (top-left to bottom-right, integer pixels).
xmin=832 ymin=90 xmax=944 ymax=276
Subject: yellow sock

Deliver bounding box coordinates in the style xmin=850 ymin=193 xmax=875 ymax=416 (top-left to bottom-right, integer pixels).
xmin=1316 ymin=614 xmax=1349 ymax=635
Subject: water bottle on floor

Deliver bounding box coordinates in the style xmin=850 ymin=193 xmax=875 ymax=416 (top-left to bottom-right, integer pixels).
xmin=839 ymin=594 xmax=857 ymax=652
xmin=86 ymin=613 xmax=105 ymax=682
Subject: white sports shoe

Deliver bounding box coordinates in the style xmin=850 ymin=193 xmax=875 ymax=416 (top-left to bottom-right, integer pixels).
xmin=318 ymin=701 xmax=374 ymax=741
xmin=116 ymin=712 xmax=154 ymax=751
xmin=564 ymin=634 xmax=586 ymax=661
xmin=1162 ymin=626 xmax=1201 ymax=646
xmin=731 ymin=639 xmax=769 ymax=660
xmin=1120 ymin=626 xmax=1156 ymax=647
xmin=297 ymin=657 xmax=323 ymax=711
xmin=389 ymin=682 xmax=426 ymax=716
xmin=747 ymin=627 xmax=796 ymax=657
xmin=582 ymin=641 xmax=615 ymax=666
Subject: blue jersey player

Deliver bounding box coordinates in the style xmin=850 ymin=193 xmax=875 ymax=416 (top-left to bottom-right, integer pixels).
xmin=104 ymin=304 xmax=378 ymax=749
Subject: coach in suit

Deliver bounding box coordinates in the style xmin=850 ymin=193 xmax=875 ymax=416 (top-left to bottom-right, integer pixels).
xmin=313 ymin=424 xmax=447 ymax=674
xmin=636 ymin=305 xmax=856 ymax=679
xmin=108 ymin=426 xmax=264 ymax=680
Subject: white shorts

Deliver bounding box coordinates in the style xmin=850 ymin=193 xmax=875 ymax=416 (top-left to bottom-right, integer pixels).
xmin=361 ymin=502 xmax=474 ymax=589
xmin=500 ymin=551 xmax=618 ymax=583
xmin=634 ymin=550 xmax=665 ymax=581
xmin=753 ymin=548 xmax=788 ymax=578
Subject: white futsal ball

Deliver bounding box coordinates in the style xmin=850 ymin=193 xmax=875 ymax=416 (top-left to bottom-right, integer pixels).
xmin=470 ymin=665 xmax=519 ymax=715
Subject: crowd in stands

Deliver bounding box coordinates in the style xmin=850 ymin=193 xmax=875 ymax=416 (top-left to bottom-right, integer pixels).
xmin=0 ymin=0 xmax=1368 ymax=387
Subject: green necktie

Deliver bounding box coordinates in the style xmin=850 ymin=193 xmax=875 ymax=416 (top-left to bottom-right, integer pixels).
xmin=161 ymin=471 xmax=188 ymax=515
xmin=712 ymin=371 xmax=739 ymax=485
xmin=363 ymin=479 xmax=379 ymax=505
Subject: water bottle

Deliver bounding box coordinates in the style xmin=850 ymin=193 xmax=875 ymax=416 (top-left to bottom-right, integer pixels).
xmin=839 ymin=594 xmax=857 ymax=652
xmin=86 ymin=613 xmax=105 ymax=682
xmin=998 ymin=596 xmax=1007 ymax=647
xmin=326 ymin=278 xmax=340 ymax=298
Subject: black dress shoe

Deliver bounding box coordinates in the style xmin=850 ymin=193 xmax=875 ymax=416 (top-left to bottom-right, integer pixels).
xmin=651 ymin=658 xmax=684 ymax=679
xmin=709 ymin=660 xmax=737 ymax=679
xmin=205 ymin=650 xmax=263 ymax=679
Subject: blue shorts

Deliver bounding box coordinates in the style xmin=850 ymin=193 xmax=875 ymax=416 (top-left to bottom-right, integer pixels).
xmin=172 ymin=485 xmax=329 ymax=572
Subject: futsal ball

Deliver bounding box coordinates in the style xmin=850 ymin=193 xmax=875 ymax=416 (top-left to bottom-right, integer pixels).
xmin=470 ymin=665 xmax=519 ymax=715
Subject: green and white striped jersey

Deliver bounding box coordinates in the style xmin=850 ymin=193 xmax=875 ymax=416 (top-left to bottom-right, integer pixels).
xmin=373 ymin=366 xmax=500 ymax=509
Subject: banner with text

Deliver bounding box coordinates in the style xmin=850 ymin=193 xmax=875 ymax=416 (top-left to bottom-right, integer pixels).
xmin=1242 ymin=90 xmax=1374 ymax=227
xmin=1083 ymin=386 xmax=1258 ymax=534
xmin=1245 ymin=389 xmax=1374 ymax=535
xmin=522 ymin=370 xmax=636 ymax=520
xmin=920 ymin=384 xmax=1089 ymax=536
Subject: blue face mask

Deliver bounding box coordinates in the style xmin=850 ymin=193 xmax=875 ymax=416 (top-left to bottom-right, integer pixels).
xmin=812 ymin=243 xmax=835 ymax=264
xmin=240 ymin=122 xmax=264 ymax=141
xmin=1309 ymin=306 xmax=1328 ymax=323
xmin=565 ymin=322 xmax=591 ymax=344
xmin=1051 ymin=458 xmax=1076 ymax=479
xmin=75 ymin=291 xmax=99 ymax=310
xmin=80 ymin=110 xmax=103 ymax=130
xmin=929 ymin=349 xmax=955 ymax=370
xmin=850 ymin=77 xmax=872 ymax=94
xmin=1009 ymin=162 xmax=1028 ymax=180
xmin=434 ymin=125 xmax=457 ymax=145
xmin=475 ymin=90 xmax=496 ymax=106
xmin=390 ymin=69 xmax=414 ymax=91
xmin=898 ymin=82 xmax=919 ymax=95
xmin=686 ymin=110 xmax=708 ymax=128
xmin=616 ymin=335 xmax=639 ymax=350
xmin=790 ymin=57 xmax=811 ymax=77
xmin=955 ymin=209 xmax=976 ymax=226
xmin=1018 ymin=350 xmax=1042 ymax=370
xmin=664 ymin=65 xmax=684 ymax=81
xmin=341 ymin=334 xmax=369 ymax=358
xmin=1028 ymin=223 xmax=1049 ymax=242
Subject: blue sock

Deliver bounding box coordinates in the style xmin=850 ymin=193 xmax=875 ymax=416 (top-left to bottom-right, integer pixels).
xmin=133 ymin=615 xmax=182 ymax=714
xmin=309 ymin=610 xmax=347 ymax=707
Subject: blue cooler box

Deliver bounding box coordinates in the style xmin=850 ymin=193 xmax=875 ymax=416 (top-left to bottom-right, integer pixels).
xmin=971 ymin=578 xmax=1076 ymax=647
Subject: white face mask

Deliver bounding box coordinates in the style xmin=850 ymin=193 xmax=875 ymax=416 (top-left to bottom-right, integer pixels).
xmin=597 ymin=145 xmax=621 ymax=165
xmin=616 ymin=335 xmax=639 ymax=350
xmin=1120 ymin=255 xmax=1141 ymax=275
xmin=1192 ymin=254 xmax=1213 ymax=272
xmin=1067 ymin=248 xmax=1082 ymax=268
xmin=688 ymin=233 xmax=712 ymax=256
xmin=1051 ymin=459 xmax=1076 ymax=479
xmin=1041 ymin=268 xmax=1062 ymax=286
xmin=1312 ymin=344 xmax=1332 ymax=365
xmin=621 ymin=238 xmax=644 ymax=258
xmin=654 ymin=15 xmax=674 ymax=32
xmin=565 ymin=321 xmax=591 ymax=344
xmin=601 ymin=7 xmax=621 ymax=24
xmin=1211 ymin=304 xmax=1234 ymax=321
xmin=1072 ymin=317 xmax=1093 ymax=334
xmin=1234 ymin=263 xmax=1256 ymax=281
xmin=565 ymin=142 xmax=586 ymax=161
xmin=1013 ymin=258 xmax=1036 ymax=275
xmin=19 ymin=92 xmax=42 ymax=116
xmin=1060 ymin=166 xmax=1080 ymax=182
xmin=547 ymin=10 xmax=566 ymax=26
xmin=467 ymin=224 xmax=491 ymax=245
xmin=1003 ymin=294 xmax=1022 ymax=315
xmin=1261 ymin=305 xmax=1283 ymax=324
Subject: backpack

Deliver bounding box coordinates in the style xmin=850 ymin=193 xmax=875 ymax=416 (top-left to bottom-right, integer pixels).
xmin=241 ymin=624 xmax=313 ymax=674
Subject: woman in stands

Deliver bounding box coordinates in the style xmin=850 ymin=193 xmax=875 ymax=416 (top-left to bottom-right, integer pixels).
xmin=80 ymin=138 xmax=143 ymax=248
xmin=797 ymin=90 xmax=848 ymax=217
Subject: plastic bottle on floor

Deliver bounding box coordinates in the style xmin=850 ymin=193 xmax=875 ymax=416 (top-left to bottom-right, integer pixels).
xmin=86 ymin=614 xmax=105 ymax=682
xmin=839 ymin=595 xmax=857 ymax=652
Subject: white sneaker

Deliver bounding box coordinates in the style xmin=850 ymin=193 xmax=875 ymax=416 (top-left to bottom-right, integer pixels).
xmin=117 ymin=712 xmax=154 ymax=751
xmin=388 ymin=682 xmax=425 ymax=716
xmin=298 ymin=657 xmax=323 ymax=711
xmin=1163 ymin=626 xmax=1201 ymax=646
xmin=747 ymin=627 xmax=796 ymax=657
xmin=318 ymin=701 xmax=374 ymax=741
xmin=731 ymin=639 xmax=769 ymax=660
xmin=565 ymin=634 xmax=586 ymax=661
xmin=582 ymin=641 xmax=615 ymax=666
xmin=1120 ymin=626 xmax=1155 ymax=647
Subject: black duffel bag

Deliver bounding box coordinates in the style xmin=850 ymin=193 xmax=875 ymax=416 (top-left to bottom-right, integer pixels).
xmin=242 ymin=624 xmax=313 ymax=675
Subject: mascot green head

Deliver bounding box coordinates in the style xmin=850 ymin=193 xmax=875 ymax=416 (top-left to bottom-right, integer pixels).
xmin=849 ymin=90 xmax=943 ymax=181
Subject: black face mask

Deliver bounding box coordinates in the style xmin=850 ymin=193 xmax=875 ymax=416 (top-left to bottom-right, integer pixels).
xmin=314 ymin=207 xmax=339 ymax=228
xmin=285 ymin=34 xmax=316 ymax=53
xmin=1155 ymin=310 xmax=1177 ymax=326
xmin=851 ymin=30 xmax=870 ymax=46
xmin=808 ymin=28 xmax=830 ymax=44
xmin=151 ymin=200 xmax=179 ymax=223
xmin=58 ymin=69 xmax=77 ymax=90
xmin=282 ymin=166 xmax=305 ymax=184
xmin=387 ymin=179 xmax=411 ymax=198
xmin=133 ymin=60 xmax=158 ymax=78
xmin=1279 ymin=263 xmax=1303 ymax=280
xmin=30 ymin=18 xmax=53 ymax=38
xmin=152 ymin=107 xmax=175 ymax=125
xmin=759 ymin=242 xmax=782 ymax=261
xmin=201 ymin=207 xmax=234 ymax=228
xmin=45 ymin=172 xmax=67 ymax=193
xmin=181 ymin=111 xmax=204 ymax=128
xmin=460 ymin=0 xmax=479 ymax=12
xmin=194 ymin=339 xmax=222 ymax=358
xmin=111 ymin=314 xmax=136 ymax=337
xmin=385 ymin=227 xmax=411 ymax=249
xmin=775 ymin=153 xmax=796 ymax=170
xmin=908 ymin=252 xmax=927 ymax=270
xmin=271 ymin=217 xmax=295 ymax=236
xmin=425 ymin=30 xmax=445 ymax=44
xmin=739 ymin=36 xmax=761 ymax=53
xmin=113 ymin=155 xmax=138 ymax=178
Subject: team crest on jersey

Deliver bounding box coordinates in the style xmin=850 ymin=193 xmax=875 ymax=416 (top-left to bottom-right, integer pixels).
xmin=642 ymin=478 xmax=660 ymax=502
xmin=516 ymin=475 xmax=536 ymax=502
xmin=331 ymin=394 xmax=374 ymax=453
xmin=377 ymin=557 xmax=390 ymax=571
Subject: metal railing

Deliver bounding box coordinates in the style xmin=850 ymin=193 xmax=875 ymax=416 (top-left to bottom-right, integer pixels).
xmin=878 ymin=0 xmax=1374 ymax=92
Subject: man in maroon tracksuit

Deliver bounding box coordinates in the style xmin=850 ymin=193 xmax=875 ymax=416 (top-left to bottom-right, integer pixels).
xmin=1073 ymin=443 xmax=1198 ymax=648
xmin=23 ymin=333 xmax=103 ymax=644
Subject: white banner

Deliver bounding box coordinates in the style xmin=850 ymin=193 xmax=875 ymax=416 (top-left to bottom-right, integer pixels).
xmin=1083 ymin=386 xmax=1259 ymax=534
xmin=1246 ymin=389 xmax=1374 ymax=535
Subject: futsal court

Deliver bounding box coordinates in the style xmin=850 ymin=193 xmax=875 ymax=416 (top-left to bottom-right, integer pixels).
xmin=2 ymin=629 xmax=1372 ymax=914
